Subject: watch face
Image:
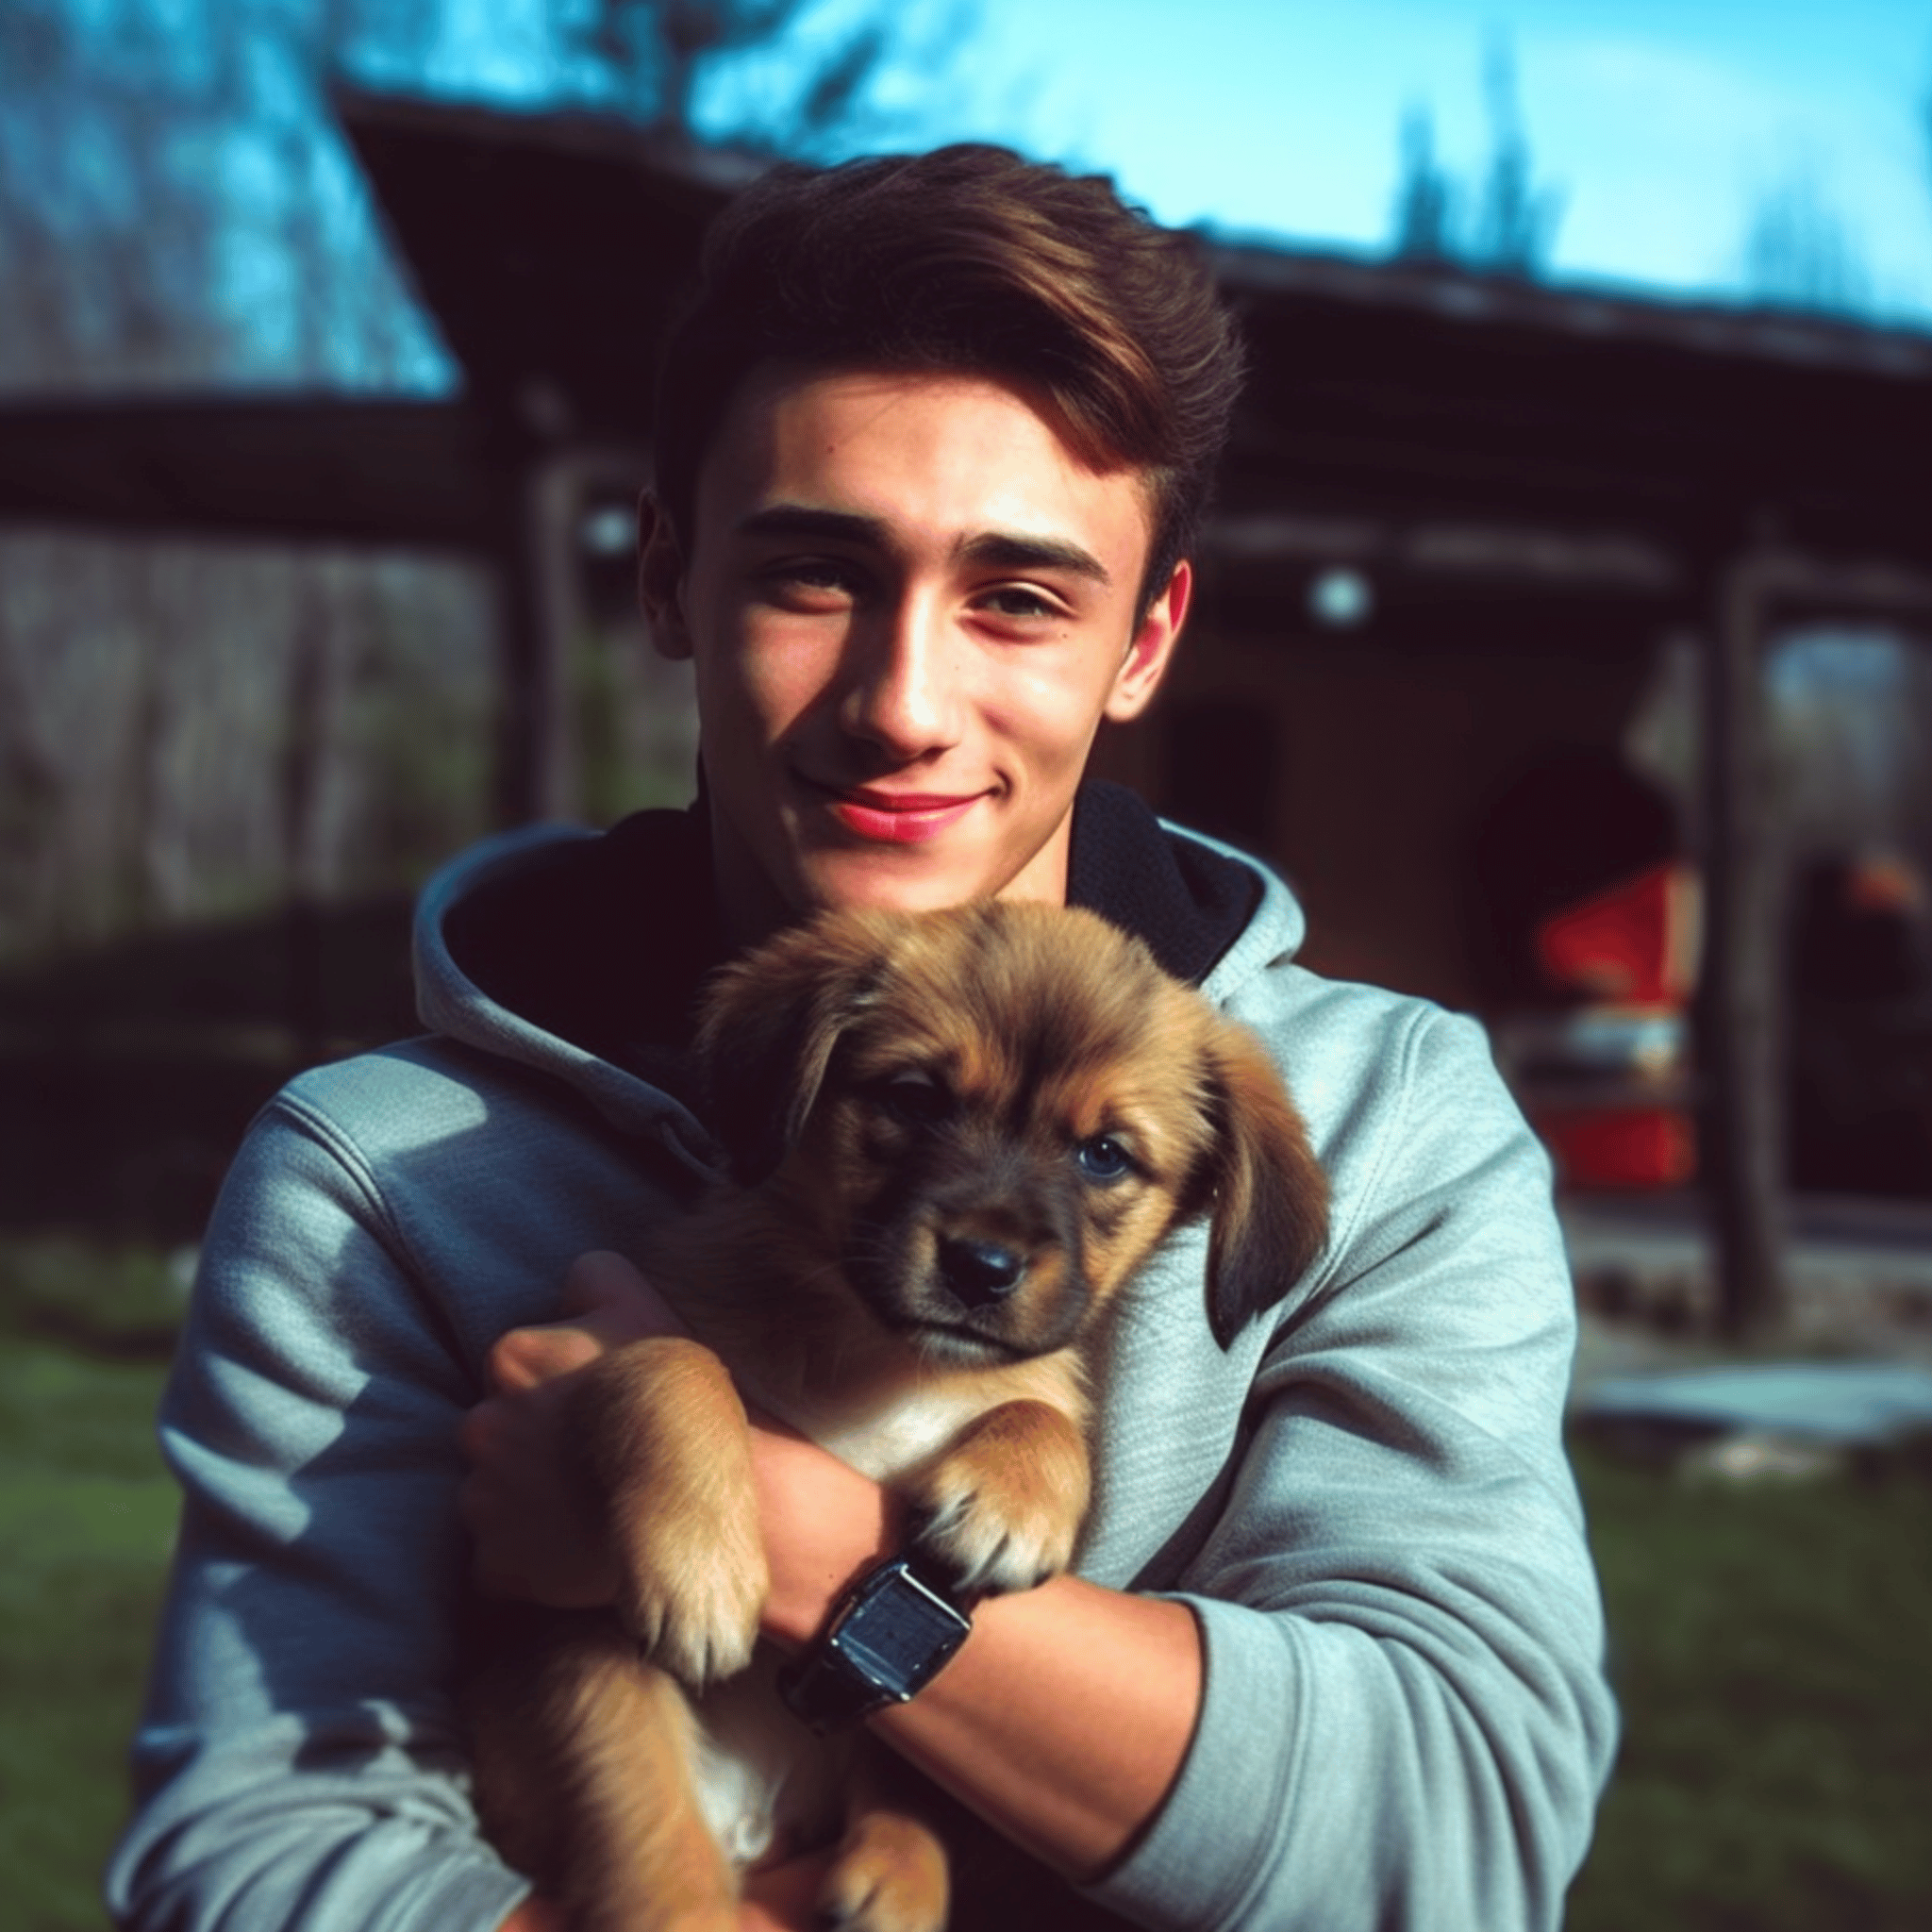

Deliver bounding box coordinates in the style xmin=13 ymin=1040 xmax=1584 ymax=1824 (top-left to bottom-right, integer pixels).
xmin=839 ymin=1567 xmax=970 ymax=1691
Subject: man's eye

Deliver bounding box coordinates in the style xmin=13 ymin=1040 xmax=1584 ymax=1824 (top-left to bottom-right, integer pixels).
xmin=980 ymin=585 xmax=1059 ymax=621
xmin=766 ymin=558 xmax=862 ymax=603
xmin=1074 ymin=1135 xmax=1133 ymax=1182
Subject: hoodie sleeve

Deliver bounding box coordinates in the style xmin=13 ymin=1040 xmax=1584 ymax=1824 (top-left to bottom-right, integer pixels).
xmin=104 ymin=1092 xmax=531 ymax=1932
xmin=1085 ymin=1006 xmax=1619 ymax=1932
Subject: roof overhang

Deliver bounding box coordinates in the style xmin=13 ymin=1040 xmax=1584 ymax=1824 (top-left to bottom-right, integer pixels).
xmin=6 ymin=87 xmax=1932 ymax=582
xmin=0 ymin=393 xmax=502 ymax=550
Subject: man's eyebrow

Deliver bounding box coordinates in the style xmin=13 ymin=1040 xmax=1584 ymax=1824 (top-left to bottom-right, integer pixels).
xmin=732 ymin=504 xmax=1112 ymax=588
xmin=734 ymin=504 xmax=884 ymax=545
xmin=958 ymin=531 xmax=1112 ymax=586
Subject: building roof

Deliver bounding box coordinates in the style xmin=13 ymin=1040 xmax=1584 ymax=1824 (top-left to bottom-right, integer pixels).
xmin=1215 ymin=239 xmax=1932 ymax=559
xmin=4 ymin=85 xmax=1931 ymax=576
xmin=336 ymin=86 xmax=748 ymax=442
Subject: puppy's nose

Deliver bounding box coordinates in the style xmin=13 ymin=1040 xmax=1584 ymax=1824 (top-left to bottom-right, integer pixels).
xmin=938 ymin=1236 xmax=1026 ymax=1307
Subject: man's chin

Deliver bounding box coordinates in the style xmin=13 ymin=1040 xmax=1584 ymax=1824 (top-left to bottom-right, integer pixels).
xmin=792 ymin=841 xmax=1009 ymax=918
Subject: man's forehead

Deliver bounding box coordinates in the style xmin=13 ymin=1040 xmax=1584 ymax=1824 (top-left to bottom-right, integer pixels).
xmin=693 ymin=360 xmax=1158 ymax=557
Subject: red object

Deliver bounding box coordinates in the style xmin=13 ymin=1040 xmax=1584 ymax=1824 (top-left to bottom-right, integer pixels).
xmin=1534 ymin=862 xmax=1698 ymax=1004
xmin=1536 ymin=1106 xmax=1696 ymax=1190
xmin=1524 ymin=862 xmax=1703 ymax=1189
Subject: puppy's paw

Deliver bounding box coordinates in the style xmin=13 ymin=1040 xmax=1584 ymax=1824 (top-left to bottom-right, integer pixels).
xmin=614 ymin=1536 xmax=766 ymax=1689
xmin=909 ymin=1481 xmax=1077 ymax=1598
xmin=903 ymin=1400 xmax=1090 ymax=1598
xmin=582 ymin=1337 xmax=769 ymax=1688
xmin=819 ymin=1810 xmax=949 ymax=1932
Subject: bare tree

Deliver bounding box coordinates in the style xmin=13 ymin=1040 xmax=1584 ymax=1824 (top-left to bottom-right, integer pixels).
xmin=1741 ymin=171 xmax=1873 ymax=318
xmin=1391 ymin=105 xmax=1458 ymax=264
xmin=0 ymin=0 xmax=235 ymax=389
xmin=1471 ymin=37 xmax=1562 ymax=278
xmin=1388 ymin=33 xmax=1562 ymax=279
xmin=564 ymin=0 xmax=909 ymax=155
xmin=1768 ymin=628 xmax=1932 ymax=860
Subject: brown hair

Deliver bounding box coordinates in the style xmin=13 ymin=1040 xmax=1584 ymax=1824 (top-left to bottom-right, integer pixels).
xmin=651 ymin=143 xmax=1245 ymax=613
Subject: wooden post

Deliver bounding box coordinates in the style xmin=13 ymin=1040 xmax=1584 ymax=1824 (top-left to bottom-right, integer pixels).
xmin=495 ymin=450 xmax=582 ymax=826
xmin=492 ymin=442 xmax=651 ymax=826
xmin=1695 ymin=539 xmax=1788 ymax=1336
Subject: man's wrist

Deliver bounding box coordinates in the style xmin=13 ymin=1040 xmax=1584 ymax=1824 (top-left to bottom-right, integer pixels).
xmin=748 ymin=1421 xmax=903 ymax=1651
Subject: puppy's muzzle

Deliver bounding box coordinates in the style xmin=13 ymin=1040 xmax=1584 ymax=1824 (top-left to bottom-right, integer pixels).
xmin=937 ymin=1236 xmax=1026 ymax=1307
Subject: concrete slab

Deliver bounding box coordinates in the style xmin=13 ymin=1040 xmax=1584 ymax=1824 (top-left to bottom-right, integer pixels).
xmin=1559 ymin=1191 xmax=1932 ymax=1363
xmin=1575 ymin=1360 xmax=1932 ymax=1446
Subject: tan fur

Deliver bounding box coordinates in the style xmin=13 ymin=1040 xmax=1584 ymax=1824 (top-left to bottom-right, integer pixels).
xmin=469 ymin=902 xmax=1329 ymax=1932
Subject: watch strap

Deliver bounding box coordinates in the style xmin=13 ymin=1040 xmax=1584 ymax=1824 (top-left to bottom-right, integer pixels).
xmin=778 ymin=1556 xmax=972 ymax=1733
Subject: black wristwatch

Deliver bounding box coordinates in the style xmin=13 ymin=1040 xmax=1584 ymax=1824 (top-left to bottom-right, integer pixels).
xmin=778 ymin=1556 xmax=973 ymax=1732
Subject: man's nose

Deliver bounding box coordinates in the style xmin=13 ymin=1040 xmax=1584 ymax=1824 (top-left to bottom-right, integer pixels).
xmin=840 ymin=592 xmax=963 ymax=759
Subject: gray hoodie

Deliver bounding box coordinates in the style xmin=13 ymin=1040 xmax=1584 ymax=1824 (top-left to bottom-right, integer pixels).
xmin=106 ymin=808 xmax=1616 ymax=1932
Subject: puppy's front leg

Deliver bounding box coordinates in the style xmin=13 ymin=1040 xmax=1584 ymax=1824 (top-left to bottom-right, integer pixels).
xmin=576 ymin=1336 xmax=768 ymax=1688
xmin=474 ymin=1612 xmax=741 ymax=1932
xmin=904 ymin=1400 xmax=1091 ymax=1598
xmin=818 ymin=1736 xmax=950 ymax=1932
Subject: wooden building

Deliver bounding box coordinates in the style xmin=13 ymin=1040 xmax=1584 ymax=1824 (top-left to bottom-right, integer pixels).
xmin=8 ymin=87 xmax=1932 ymax=1326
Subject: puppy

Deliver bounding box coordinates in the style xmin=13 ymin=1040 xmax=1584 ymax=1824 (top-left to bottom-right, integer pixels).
xmin=468 ymin=900 xmax=1328 ymax=1932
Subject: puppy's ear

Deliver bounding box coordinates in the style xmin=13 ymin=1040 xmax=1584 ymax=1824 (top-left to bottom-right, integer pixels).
xmin=1200 ymin=1020 xmax=1330 ymax=1349
xmin=694 ymin=916 xmax=888 ymax=1183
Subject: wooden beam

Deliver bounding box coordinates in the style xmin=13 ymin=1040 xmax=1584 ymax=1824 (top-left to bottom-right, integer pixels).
xmin=0 ymin=396 xmax=502 ymax=552
xmin=1697 ymin=539 xmax=1788 ymax=1336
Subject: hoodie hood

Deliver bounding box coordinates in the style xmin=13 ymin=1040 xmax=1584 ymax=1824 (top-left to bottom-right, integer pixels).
xmin=410 ymin=784 xmax=1306 ymax=1172
xmin=414 ymin=820 xmax=725 ymax=1178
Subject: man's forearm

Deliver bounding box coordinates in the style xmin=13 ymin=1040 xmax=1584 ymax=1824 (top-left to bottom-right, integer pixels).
xmin=750 ymin=1424 xmax=1203 ymax=1882
xmin=878 ymin=1575 xmax=1202 ymax=1881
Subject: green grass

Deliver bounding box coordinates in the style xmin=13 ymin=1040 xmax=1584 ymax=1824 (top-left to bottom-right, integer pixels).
xmin=0 ymin=1240 xmax=189 ymax=1362
xmin=1566 ymin=1438 xmax=1932 ymax=1932
xmin=0 ymin=1335 xmax=174 ymax=1932
xmin=3 ymin=1237 xmax=1930 ymax=1931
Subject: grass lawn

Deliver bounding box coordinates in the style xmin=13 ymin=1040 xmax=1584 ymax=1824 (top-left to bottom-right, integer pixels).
xmin=0 ymin=1335 xmax=174 ymax=1932
xmin=3 ymin=1238 xmax=1930 ymax=1930
xmin=1565 ymin=1435 xmax=1932 ymax=1932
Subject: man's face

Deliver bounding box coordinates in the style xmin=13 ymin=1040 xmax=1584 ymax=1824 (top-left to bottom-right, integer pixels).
xmin=643 ymin=364 xmax=1190 ymax=941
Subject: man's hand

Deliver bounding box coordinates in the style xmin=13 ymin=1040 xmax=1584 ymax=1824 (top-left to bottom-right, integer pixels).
xmin=458 ymin=1250 xmax=687 ymax=1606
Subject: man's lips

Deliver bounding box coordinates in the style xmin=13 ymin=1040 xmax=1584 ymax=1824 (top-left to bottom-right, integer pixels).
xmin=808 ymin=782 xmax=987 ymax=845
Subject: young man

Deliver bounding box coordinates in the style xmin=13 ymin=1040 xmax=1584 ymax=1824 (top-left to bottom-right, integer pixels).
xmin=108 ymin=147 xmax=1615 ymax=1932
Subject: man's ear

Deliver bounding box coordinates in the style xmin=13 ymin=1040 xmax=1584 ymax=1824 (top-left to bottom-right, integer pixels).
xmin=637 ymin=492 xmax=692 ymax=661
xmin=1105 ymin=558 xmax=1191 ymax=724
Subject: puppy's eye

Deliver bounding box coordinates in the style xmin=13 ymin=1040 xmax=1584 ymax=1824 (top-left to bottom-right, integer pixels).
xmin=874 ymin=1072 xmax=952 ymax=1125
xmin=1074 ymin=1135 xmax=1133 ymax=1182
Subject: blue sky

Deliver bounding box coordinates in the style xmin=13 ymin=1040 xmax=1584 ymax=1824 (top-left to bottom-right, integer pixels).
xmin=757 ymin=0 xmax=1932 ymax=320
xmin=370 ymin=0 xmax=1932 ymax=334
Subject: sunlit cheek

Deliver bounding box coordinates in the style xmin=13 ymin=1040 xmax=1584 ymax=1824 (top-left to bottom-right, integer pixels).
xmin=982 ymin=656 xmax=1115 ymax=775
